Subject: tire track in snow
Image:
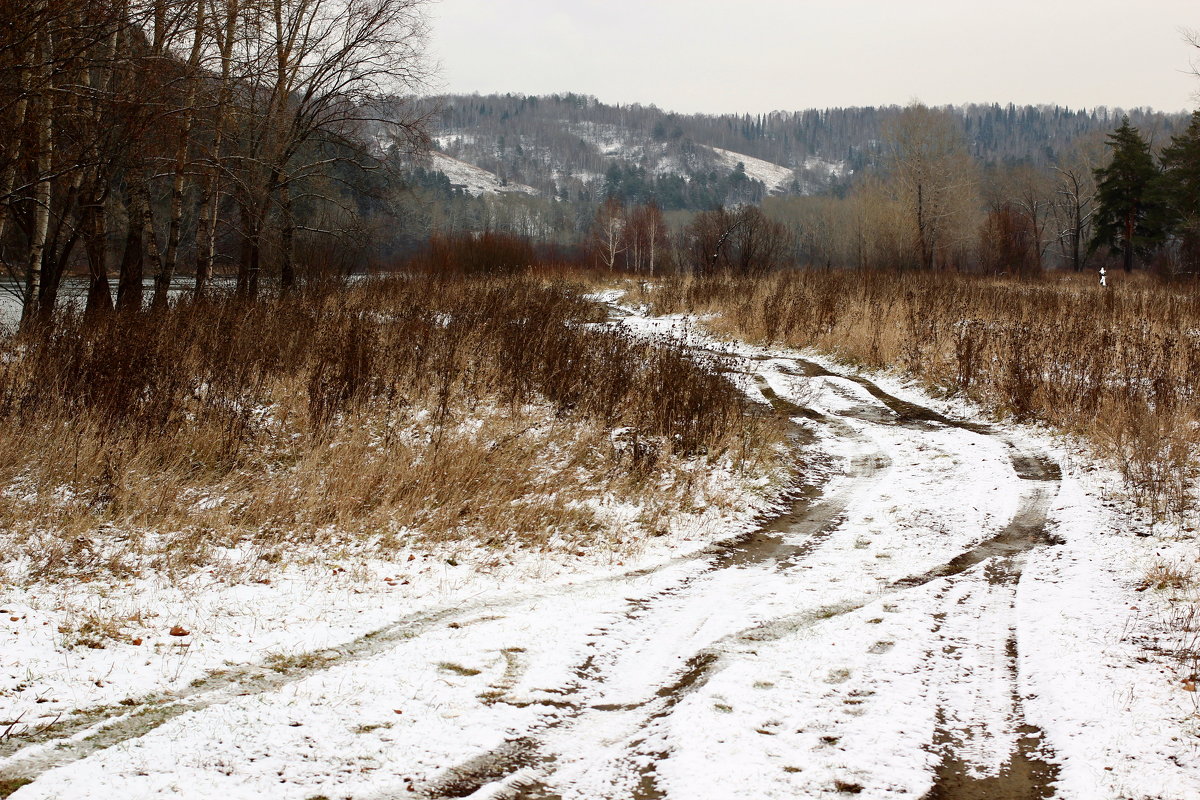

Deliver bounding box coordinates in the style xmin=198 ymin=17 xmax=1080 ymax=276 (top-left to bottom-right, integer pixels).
xmin=406 ymin=378 xmax=892 ymax=799
xmin=0 ymin=470 xmax=824 ymax=793
xmin=412 ymin=347 xmax=1064 ymax=799
xmin=423 ymin=348 xmax=1063 ymax=799
xmin=728 ymin=352 xmax=1065 ymax=799
xmin=0 ymin=324 xmax=1068 ymax=800
xmin=0 ymin=341 xmax=849 ymax=792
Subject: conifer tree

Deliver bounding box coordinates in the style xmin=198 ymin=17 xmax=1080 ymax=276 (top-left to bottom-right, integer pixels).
xmin=1091 ymin=117 xmax=1168 ymax=272
xmin=1160 ymin=110 xmax=1200 ymax=271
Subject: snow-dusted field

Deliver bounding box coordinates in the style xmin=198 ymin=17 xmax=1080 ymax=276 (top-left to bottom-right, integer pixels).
xmin=2 ymin=303 xmax=1198 ymax=799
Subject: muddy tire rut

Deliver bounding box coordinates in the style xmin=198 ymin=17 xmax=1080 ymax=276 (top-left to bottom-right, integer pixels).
xmin=403 ymin=350 xmax=1065 ymax=800
xmin=0 ymin=336 xmax=1066 ymax=800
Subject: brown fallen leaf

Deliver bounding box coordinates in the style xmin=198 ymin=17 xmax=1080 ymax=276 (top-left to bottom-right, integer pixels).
xmin=169 ymin=625 xmax=190 ymax=637
xmin=1184 ymin=679 xmax=1196 ymax=693
xmin=131 ymin=638 xmax=143 ymax=646
xmin=9 ymin=617 xmax=18 ymax=622
xmin=393 ymin=709 xmax=403 ymax=714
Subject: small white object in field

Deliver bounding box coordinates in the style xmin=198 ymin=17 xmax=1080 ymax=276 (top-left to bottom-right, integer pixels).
xmin=1100 ymin=266 xmax=1107 ymax=288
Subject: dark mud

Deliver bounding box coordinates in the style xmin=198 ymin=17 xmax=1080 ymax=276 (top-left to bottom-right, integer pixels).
xmin=926 ymin=721 xmax=1059 ymax=800
xmin=895 ymin=490 xmax=1061 ymax=590
xmin=422 ymin=737 xmax=543 ymax=798
xmin=923 ymin=636 xmax=1060 ymax=800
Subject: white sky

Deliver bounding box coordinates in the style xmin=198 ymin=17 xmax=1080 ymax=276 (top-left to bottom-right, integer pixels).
xmin=427 ymin=0 xmax=1199 ymax=114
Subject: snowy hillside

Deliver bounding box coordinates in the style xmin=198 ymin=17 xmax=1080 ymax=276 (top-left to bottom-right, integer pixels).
xmin=428 ymin=152 xmax=539 ymax=197
xmin=707 ymin=146 xmax=796 ymax=194
xmin=412 ymin=95 xmax=854 ymax=208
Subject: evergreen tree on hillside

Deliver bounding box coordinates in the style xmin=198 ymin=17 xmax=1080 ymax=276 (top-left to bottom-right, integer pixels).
xmin=1160 ymin=111 xmax=1200 ymax=272
xmin=1091 ymin=117 xmax=1169 ymax=272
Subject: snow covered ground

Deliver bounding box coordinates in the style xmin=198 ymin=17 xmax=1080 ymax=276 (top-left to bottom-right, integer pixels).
xmin=2 ymin=303 xmax=1199 ymax=799
xmin=427 ymin=152 xmax=539 ymax=197
xmin=708 ymin=146 xmax=797 ymax=194
xmin=707 ymin=146 xmax=849 ymax=195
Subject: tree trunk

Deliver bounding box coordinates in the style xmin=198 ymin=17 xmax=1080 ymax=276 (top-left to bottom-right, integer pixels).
xmin=133 ymin=180 xmax=166 ymax=307
xmin=83 ymin=195 xmax=114 ymax=315
xmin=1071 ymin=203 xmax=1082 ymax=272
xmin=916 ymin=182 xmax=932 ymax=271
xmin=157 ymin=142 xmax=188 ymax=308
xmin=195 ymin=0 xmax=238 ymax=298
xmin=279 ymin=176 xmax=295 ymax=293
xmin=21 ymin=58 xmax=53 ymax=328
xmin=195 ymin=181 xmax=218 ymax=296
xmin=0 ymin=90 xmax=30 ymax=248
xmin=117 ymin=189 xmax=144 ymax=311
xmin=1123 ymin=211 xmax=1136 ymax=272
xmin=237 ymin=202 xmax=262 ymax=300
xmin=160 ymin=0 xmax=206 ymax=308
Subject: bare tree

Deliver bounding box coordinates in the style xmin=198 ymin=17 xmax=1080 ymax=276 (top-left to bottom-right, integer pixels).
xmin=589 ymin=196 xmax=626 ymax=271
xmin=21 ymin=2 xmax=55 ymax=322
xmin=683 ymin=206 xmax=791 ymax=275
xmin=625 ymin=201 xmax=668 ymax=275
xmin=884 ymin=103 xmax=979 ymax=271
xmin=1051 ymin=135 xmax=1104 ymax=272
xmin=226 ymin=0 xmax=431 ymax=297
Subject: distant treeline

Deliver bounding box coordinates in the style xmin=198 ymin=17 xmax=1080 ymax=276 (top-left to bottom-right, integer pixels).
xmin=419 ymin=92 xmax=1185 ymax=200
xmin=403 ymin=104 xmax=1200 ymax=279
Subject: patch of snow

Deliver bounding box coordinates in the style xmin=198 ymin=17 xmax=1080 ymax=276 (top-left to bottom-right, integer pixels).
xmin=427 ymin=152 xmax=538 ymax=197
xmin=707 ymin=146 xmax=796 ymax=194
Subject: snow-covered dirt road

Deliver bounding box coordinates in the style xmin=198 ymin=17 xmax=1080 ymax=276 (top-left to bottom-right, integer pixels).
xmin=2 ymin=314 xmax=1199 ymax=800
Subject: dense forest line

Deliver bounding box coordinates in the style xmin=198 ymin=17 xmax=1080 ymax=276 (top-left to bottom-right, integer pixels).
xmin=416 ymin=93 xmax=1185 ymax=200
xmin=399 ymin=98 xmax=1200 ymax=278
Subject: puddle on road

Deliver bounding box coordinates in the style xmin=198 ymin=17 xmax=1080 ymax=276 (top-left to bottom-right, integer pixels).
xmin=1006 ymin=450 xmax=1061 ymax=483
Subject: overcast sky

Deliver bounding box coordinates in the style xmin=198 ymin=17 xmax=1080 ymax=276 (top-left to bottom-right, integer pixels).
xmin=426 ymin=0 xmax=1199 ymax=114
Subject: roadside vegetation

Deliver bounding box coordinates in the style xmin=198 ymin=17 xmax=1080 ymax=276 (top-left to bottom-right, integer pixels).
xmin=640 ymin=269 xmax=1200 ymax=524
xmin=0 ymin=273 xmax=785 ymax=586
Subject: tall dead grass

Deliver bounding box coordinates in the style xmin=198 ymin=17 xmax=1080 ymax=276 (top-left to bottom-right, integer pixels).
xmin=645 ymin=269 xmax=1200 ymax=523
xmin=0 ymin=275 xmax=783 ymax=583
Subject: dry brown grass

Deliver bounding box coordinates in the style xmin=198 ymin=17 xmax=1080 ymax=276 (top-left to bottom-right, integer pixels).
xmin=1144 ymin=559 xmax=1195 ymax=591
xmin=641 ymin=269 xmax=1200 ymax=523
xmin=0 ymin=274 xmax=785 ymax=584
